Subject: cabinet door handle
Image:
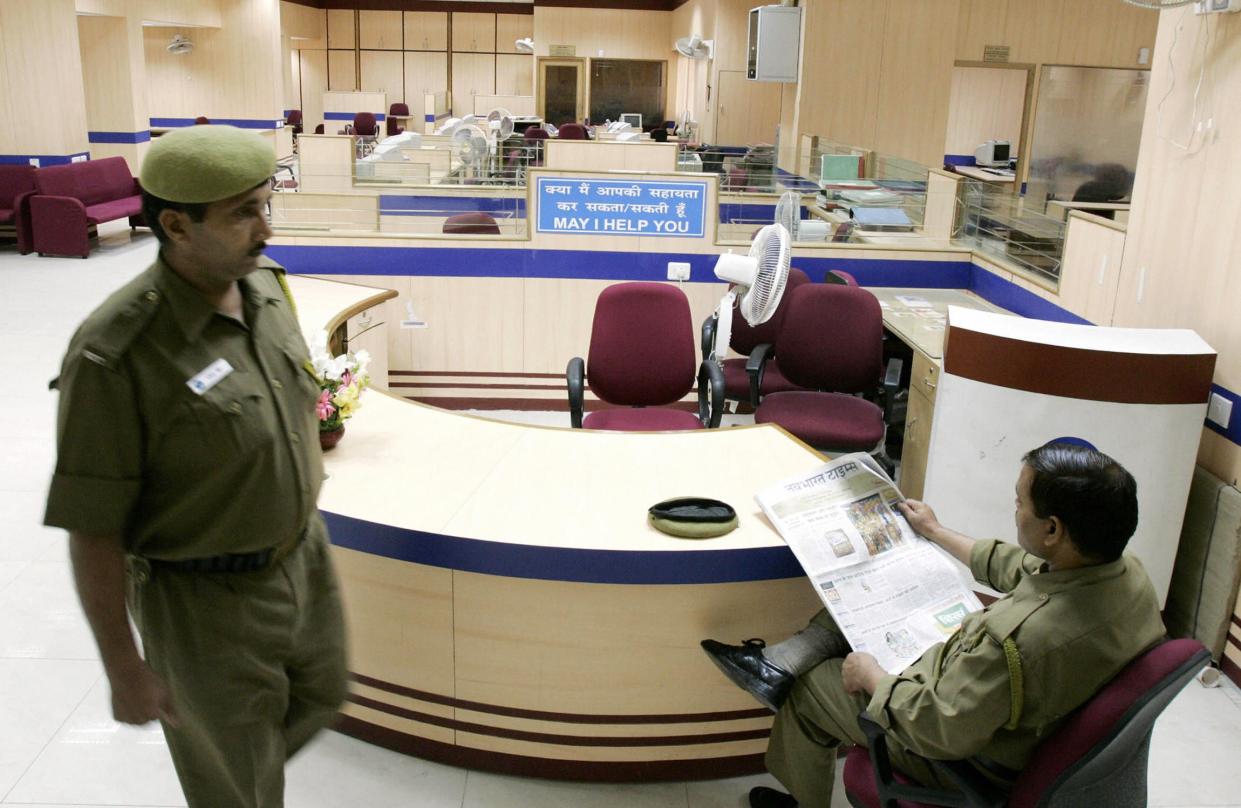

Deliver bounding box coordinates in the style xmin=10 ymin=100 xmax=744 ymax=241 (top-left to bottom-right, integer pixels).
xmin=922 ymin=378 xmax=936 ymax=390
xmin=907 ymin=416 xmax=918 ymax=429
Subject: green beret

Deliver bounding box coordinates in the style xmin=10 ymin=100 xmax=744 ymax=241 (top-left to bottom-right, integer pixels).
xmin=140 ymin=125 xmax=276 ymax=203
xmin=648 ymin=497 xmax=738 ymax=539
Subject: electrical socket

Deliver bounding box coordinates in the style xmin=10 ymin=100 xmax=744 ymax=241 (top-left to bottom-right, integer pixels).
xmin=1208 ymin=392 xmax=1233 ymax=429
xmin=667 ymin=261 xmax=691 ymax=282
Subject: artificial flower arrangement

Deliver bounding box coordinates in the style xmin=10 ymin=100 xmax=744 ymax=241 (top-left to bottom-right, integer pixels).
xmin=306 ymin=329 xmax=372 ymax=435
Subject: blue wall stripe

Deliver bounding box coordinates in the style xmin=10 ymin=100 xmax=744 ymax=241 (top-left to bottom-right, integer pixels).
xmin=0 ymin=152 xmax=90 ymax=166
xmin=944 ymin=154 xmax=976 ymax=167
xmin=967 ymin=264 xmax=1092 ymax=325
xmin=87 ymin=131 xmax=151 ymax=144
xmin=379 ymin=195 xmax=526 ymax=217
xmin=1205 ymin=384 xmax=1241 ymax=443
xmin=150 ymin=117 xmax=282 ymax=129
xmin=322 ymin=511 xmax=804 ymax=584
xmin=324 ymin=111 xmax=386 ymax=121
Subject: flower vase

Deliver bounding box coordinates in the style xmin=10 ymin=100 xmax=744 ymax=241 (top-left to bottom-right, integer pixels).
xmin=319 ymin=424 xmax=345 ymax=451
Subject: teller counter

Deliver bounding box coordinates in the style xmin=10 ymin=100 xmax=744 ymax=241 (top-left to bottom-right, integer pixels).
xmin=290 ymin=275 xmax=825 ymax=781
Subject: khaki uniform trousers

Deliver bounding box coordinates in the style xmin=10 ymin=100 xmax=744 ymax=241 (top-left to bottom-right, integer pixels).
xmin=128 ymin=520 xmax=348 ymax=808
xmin=765 ymin=610 xmax=943 ymax=808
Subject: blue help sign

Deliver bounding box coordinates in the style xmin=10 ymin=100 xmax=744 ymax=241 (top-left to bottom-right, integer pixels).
xmin=536 ymin=177 xmax=708 ymax=238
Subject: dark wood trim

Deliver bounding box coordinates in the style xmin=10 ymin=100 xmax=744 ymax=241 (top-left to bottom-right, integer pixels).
xmin=335 ymin=714 xmax=769 ymax=781
xmin=285 ymin=1 xmax=535 ymax=14
xmin=351 ymin=671 xmax=771 ymax=724
xmin=944 ymin=326 xmax=1216 ymax=406
xmin=535 ymin=0 xmax=682 ymax=8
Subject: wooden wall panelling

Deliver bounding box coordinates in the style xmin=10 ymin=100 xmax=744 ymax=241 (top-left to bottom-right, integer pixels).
xmin=1054 ymin=213 xmax=1126 ymax=326
xmin=0 ymin=0 xmax=87 ymax=157
xmin=794 ymin=0 xmax=884 ymax=156
xmin=496 ymin=13 xmax=532 ymax=54
xmin=452 ymin=11 xmax=496 ymax=54
xmin=300 ymin=48 xmax=328 ymax=133
xmin=360 ymin=50 xmax=404 ymax=102
xmin=714 ymin=69 xmax=782 ymax=146
xmin=1002 ymin=0 xmax=1066 ymax=65
xmin=944 ymin=65 xmax=1028 ymax=156
xmin=452 ymin=53 xmax=496 ymax=114
xmin=495 ymin=54 xmax=534 ymax=97
xmin=358 ymin=9 xmax=401 ymax=50
xmin=280 ymin=1 xmax=324 ymax=45
xmin=141 ymin=0 xmax=221 ymax=28
xmin=954 ymin=0 xmax=1009 ymax=63
xmin=1055 ymin=0 xmax=1153 ymax=68
xmin=873 ymin=0 xmax=961 ymax=168
xmin=532 ymin=7 xmax=671 ymax=61
xmin=404 ymin=10 xmax=448 ymax=52
xmin=327 ymin=8 xmax=354 ymax=50
xmin=78 ymin=15 xmax=135 ymax=134
xmin=328 ymin=49 xmax=357 ymax=91
xmin=406 ymin=276 xmax=525 ymax=373
xmin=284 ymin=37 xmax=300 ymax=112
xmin=404 ymin=51 xmax=448 ymax=99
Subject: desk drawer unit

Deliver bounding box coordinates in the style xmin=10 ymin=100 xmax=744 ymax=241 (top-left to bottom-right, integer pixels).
xmin=910 ymin=350 xmax=939 ymax=406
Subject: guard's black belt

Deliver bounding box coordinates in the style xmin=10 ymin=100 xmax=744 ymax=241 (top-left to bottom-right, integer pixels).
xmin=147 ymin=527 xmax=306 ymax=574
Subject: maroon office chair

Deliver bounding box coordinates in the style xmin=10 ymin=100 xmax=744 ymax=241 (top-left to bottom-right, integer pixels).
xmin=0 ymin=164 xmax=38 ymax=255
xmin=726 ymin=166 xmax=750 ymax=192
xmin=843 ymin=638 xmax=1209 ymax=808
xmin=826 ymin=269 xmax=859 ymax=286
xmin=701 ymin=268 xmax=812 ymax=409
xmin=313 ymin=123 xmax=325 ymax=135
xmin=352 ymin=112 xmax=379 ymax=137
xmin=285 ymin=109 xmax=303 ymax=135
xmin=567 ymin=282 xmax=724 ymax=431
xmin=387 ymin=103 xmax=408 ymax=137
xmin=754 ymin=284 xmax=889 ymax=453
xmin=557 ymin=123 xmax=589 ymax=140
xmin=523 ymin=127 xmax=549 ymax=167
xmin=442 ymin=212 xmax=501 ymax=235
xmin=833 ymin=220 xmax=857 ymax=243
xmin=194 ymin=116 xmax=210 ymax=125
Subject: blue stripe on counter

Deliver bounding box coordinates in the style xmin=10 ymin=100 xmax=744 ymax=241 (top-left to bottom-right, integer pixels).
xmin=150 ymin=117 xmax=283 ymax=129
xmin=944 ymin=154 xmax=976 ymax=167
xmin=268 ymin=245 xmax=977 ymax=287
xmin=324 ymin=111 xmax=386 ymax=121
xmin=88 ymin=131 xmax=151 ymax=144
xmin=967 ymin=264 xmax=1092 ymax=325
xmin=379 ymin=195 xmax=527 ymax=216
xmin=322 ymin=511 xmax=805 ymax=584
xmin=0 ymin=152 xmax=90 ymax=166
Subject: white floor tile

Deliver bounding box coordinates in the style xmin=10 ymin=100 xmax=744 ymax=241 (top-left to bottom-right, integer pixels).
xmin=286 ymin=730 xmax=467 ymax=808
xmin=0 ymin=658 xmax=100 ymax=798
xmin=4 ymin=674 xmax=185 ymax=807
xmin=463 ymin=770 xmax=688 ymax=808
xmin=1148 ymin=677 xmax=1241 ymax=807
xmin=0 ymin=561 xmax=97 ymax=661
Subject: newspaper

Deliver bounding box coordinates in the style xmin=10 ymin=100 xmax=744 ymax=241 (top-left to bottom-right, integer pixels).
xmin=756 ymin=453 xmax=983 ymax=673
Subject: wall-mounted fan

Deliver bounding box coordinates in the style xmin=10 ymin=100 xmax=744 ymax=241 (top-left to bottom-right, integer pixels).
xmin=515 ymin=37 xmax=534 ymax=53
xmin=675 ymin=34 xmax=713 ymax=60
xmin=167 ymin=34 xmax=193 ymax=55
xmin=709 ymin=224 xmax=791 ymax=367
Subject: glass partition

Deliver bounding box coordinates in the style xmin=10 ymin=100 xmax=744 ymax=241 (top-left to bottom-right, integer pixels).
xmin=957 ymin=179 xmax=1064 ymax=283
xmin=588 ymin=59 xmax=666 ymax=126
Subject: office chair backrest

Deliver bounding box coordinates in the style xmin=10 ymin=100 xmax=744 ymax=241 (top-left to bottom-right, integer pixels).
xmin=194 ymin=116 xmax=210 ymax=125
xmin=387 ymin=103 xmax=409 ymax=136
xmin=0 ymin=164 xmax=37 ymax=209
xmin=286 ymin=110 xmax=302 ymax=126
xmin=587 ymin=282 xmax=696 ymax=406
xmin=832 ymin=220 xmax=856 ymax=243
xmin=557 ymin=123 xmax=588 ymax=140
xmin=353 ymin=112 xmax=378 ymax=137
xmin=727 ymin=267 xmax=810 ymax=355
xmin=1008 ymin=638 xmax=1208 ymax=808
xmin=314 ymin=123 xmax=325 ymax=134
xmin=777 ymin=284 xmax=883 ymax=395
xmin=442 ymin=212 xmax=501 ymax=235
xmin=524 ymin=127 xmax=549 ymax=141
xmin=825 ymin=269 xmax=858 ymax=286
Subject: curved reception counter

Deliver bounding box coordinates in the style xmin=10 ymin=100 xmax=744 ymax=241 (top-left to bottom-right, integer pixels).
xmin=289 ymin=275 xmax=825 ymax=781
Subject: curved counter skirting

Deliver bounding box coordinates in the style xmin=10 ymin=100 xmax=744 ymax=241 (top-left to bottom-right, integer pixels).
xmin=290 ymin=276 xmax=827 ymax=780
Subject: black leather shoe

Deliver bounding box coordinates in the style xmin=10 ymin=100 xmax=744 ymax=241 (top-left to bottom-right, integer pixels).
xmin=749 ymin=786 xmax=798 ymax=808
xmin=700 ymin=638 xmax=794 ymax=712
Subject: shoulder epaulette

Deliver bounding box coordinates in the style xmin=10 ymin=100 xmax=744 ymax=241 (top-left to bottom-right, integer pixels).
xmin=74 ymin=284 xmax=163 ymax=372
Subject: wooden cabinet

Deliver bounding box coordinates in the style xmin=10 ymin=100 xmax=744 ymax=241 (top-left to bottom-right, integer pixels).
xmin=404 ymin=51 xmax=448 ymax=98
xmin=495 ymin=54 xmax=534 ymax=96
xmin=451 ymin=53 xmax=495 ymax=113
xmin=404 ymin=11 xmax=448 ymax=51
xmin=898 ymin=379 xmax=935 ymax=501
xmin=360 ymin=51 xmax=404 ymax=98
xmin=909 ymin=350 xmax=939 ymax=406
xmin=496 ymin=14 xmax=533 ymax=54
xmin=327 ymin=9 xmax=355 ymax=50
xmin=452 ymin=12 xmax=496 ymax=53
xmin=328 ymin=50 xmax=357 ymax=92
xmin=359 ymin=10 xmax=402 ymax=50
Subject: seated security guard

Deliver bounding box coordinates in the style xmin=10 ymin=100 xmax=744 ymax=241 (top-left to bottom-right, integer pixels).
xmin=701 ymin=442 xmax=1165 ymax=808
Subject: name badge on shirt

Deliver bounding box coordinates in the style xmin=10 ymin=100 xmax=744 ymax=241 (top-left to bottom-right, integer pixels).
xmin=186 ymin=358 xmax=234 ymax=395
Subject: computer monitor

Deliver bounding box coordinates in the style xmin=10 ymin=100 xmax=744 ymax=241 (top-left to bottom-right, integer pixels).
xmin=974 ymin=140 xmax=1011 ymax=168
xmin=620 ymin=113 xmax=643 ymax=130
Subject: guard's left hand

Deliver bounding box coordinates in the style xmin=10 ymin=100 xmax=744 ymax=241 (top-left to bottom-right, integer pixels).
xmin=841 ymin=652 xmax=886 ymax=696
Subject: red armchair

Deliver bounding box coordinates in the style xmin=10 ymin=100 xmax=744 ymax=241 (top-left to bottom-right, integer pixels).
xmin=0 ymin=164 xmax=38 ymax=255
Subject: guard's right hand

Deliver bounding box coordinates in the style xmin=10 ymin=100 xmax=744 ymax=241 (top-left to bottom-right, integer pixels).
xmin=898 ymin=499 xmax=941 ymax=539
xmin=107 ymin=659 xmax=179 ymax=727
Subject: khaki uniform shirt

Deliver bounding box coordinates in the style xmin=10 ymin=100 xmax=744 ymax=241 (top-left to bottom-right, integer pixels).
xmin=45 ymin=255 xmax=323 ymax=559
xmin=867 ymin=539 xmax=1165 ymax=774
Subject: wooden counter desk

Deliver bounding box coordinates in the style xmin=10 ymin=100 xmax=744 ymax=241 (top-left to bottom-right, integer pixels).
xmin=290 ymin=276 xmax=825 ymax=780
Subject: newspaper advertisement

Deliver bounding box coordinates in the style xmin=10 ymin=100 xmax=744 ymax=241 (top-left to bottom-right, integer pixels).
xmin=756 ymin=453 xmax=983 ymax=673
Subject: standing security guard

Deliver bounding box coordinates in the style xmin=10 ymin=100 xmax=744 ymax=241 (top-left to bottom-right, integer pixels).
xmin=44 ymin=125 xmax=347 ymax=808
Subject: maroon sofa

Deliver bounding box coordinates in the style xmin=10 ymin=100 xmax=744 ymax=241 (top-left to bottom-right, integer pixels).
xmin=30 ymin=156 xmax=145 ymax=258
xmin=0 ymin=164 xmax=38 ymax=254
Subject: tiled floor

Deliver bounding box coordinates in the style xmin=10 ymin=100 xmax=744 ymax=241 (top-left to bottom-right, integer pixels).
xmin=2 ymin=223 xmax=1239 ymax=807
